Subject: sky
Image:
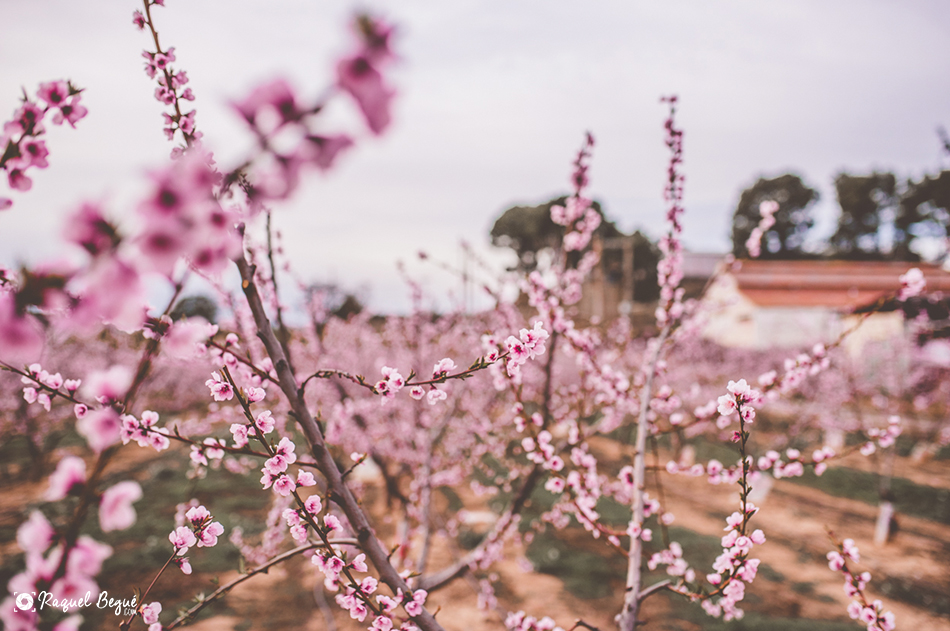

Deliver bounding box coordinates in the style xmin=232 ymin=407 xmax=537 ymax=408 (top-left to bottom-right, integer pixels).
xmin=2 ymin=0 xmax=949 ymax=313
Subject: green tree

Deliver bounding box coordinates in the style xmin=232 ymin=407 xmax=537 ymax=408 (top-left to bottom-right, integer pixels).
xmin=490 ymin=196 xmax=620 ymax=272
xmin=829 ymin=172 xmax=917 ymax=260
xmin=169 ymin=295 xmax=218 ymax=323
xmin=731 ymin=174 xmax=819 ymax=259
xmin=899 ymin=170 xmax=950 ymax=257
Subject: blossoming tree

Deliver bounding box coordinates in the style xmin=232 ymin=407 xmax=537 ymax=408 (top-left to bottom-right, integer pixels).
xmin=2 ymin=3 xmax=935 ymax=631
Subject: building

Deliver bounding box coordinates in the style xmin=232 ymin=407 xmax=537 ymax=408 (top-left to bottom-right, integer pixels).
xmin=702 ymin=259 xmax=950 ymax=351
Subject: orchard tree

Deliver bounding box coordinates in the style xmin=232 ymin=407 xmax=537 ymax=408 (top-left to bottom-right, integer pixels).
xmin=0 ymin=3 xmax=924 ymax=629
xmin=730 ymin=173 xmax=819 ymax=259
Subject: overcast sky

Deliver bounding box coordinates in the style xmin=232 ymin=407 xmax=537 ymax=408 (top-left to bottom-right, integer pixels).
xmin=2 ymin=0 xmax=949 ymax=312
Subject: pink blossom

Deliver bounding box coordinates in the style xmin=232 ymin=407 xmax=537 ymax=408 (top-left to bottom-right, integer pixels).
xmin=77 ymin=407 xmax=122 ymax=452
xmin=45 ymin=456 xmax=87 ymax=501
xmin=198 ymin=521 xmax=225 ymax=547
xmin=296 ymin=470 xmax=316 ymax=486
xmin=82 ymin=365 xmax=133 ymax=404
xmin=205 ymin=371 xmax=233 ymax=401
xmin=301 ymin=134 xmax=353 ymax=170
xmin=336 ymin=54 xmax=394 ymax=135
xmin=232 ymin=78 xmax=300 ymax=128
xmin=431 ymin=358 xmax=456 ymax=379
xmin=17 ymin=510 xmax=55 ymax=555
xmin=99 ymin=481 xmax=143 ymax=531
xmin=37 ymin=81 xmax=70 ymax=108
xmin=273 ymin=474 xmax=297 ymax=497
xmin=426 ymin=388 xmax=447 ymax=405
xmin=51 ymin=96 xmax=88 ymax=127
xmin=140 ymin=601 xmax=161 ymax=625
xmin=350 ymin=552 xmax=367 ymax=572
xmin=0 ymin=292 xmax=45 ymax=364
xmin=264 ymin=437 xmax=297 ymax=474
xmin=304 ymin=495 xmax=322 ymax=515
xmin=255 ymin=410 xmax=276 ymax=434
xmin=169 ymin=526 xmax=197 ymax=552
xmin=245 ymin=386 xmax=266 ymax=402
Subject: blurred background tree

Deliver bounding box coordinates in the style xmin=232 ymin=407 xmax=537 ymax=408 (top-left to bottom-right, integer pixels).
xmin=730 ymin=173 xmax=820 ymax=259
xmin=170 ymin=295 xmax=218 ymax=323
xmin=491 ymin=196 xmax=661 ymax=303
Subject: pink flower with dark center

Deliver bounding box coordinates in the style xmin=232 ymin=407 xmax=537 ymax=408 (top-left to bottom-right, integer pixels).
xmin=9 ymin=101 xmax=45 ymax=135
xmin=20 ymin=139 xmax=49 ymax=168
xmin=198 ymin=520 xmax=224 ymax=547
xmin=64 ymin=203 xmax=119 ymax=257
xmin=7 ymin=168 xmax=32 ymax=191
xmin=304 ymin=495 xmax=322 ymax=515
xmin=232 ymin=78 xmax=300 ymax=128
xmin=205 ymin=371 xmax=233 ymax=401
xmin=37 ymin=81 xmax=69 ymax=108
xmin=52 ymin=96 xmax=88 ymax=127
xmin=273 ymin=474 xmax=296 ymax=497
xmin=132 ymin=10 xmax=146 ymax=29
xmin=77 ymin=407 xmax=122 ymax=452
xmin=336 ymin=54 xmax=394 ymax=135
xmin=186 ymin=505 xmax=211 ymax=528
xmin=255 ymin=410 xmax=275 ymax=434
xmin=169 ymin=526 xmax=197 ymax=553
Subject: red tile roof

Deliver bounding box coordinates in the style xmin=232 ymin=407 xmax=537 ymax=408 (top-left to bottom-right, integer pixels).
xmin=731 ymin=260 xmax=950 ymax=309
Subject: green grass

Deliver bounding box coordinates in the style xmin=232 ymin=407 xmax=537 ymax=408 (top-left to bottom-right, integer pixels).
xmin=525 ymin=529 xmax=626 ymax=599
xmin=790 ymin=466 xmax=950 ymax=525
xmin=686 ymin=437 xmax=950 ymax=525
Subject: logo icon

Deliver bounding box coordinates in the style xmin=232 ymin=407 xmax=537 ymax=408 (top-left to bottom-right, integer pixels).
xmin=14 ymin=592 xmax=36 ymax=612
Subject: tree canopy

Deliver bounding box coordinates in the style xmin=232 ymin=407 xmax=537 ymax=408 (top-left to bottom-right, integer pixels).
xmin=490 ymin=196 xmax=621 ymax=272
xmin=170 ymin=295 xmax=218 ymax=323
xmin=829 ymin=172 xmax=915 ymax=260
xmin=730 ymin=174 xmax=819 ymax=259
xmin=490 ymin=196 xmax=660 ymax=302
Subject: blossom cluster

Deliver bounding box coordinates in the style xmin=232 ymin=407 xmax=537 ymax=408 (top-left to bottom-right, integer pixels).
xmin=655 ymin=96 xmax=686 ymax=327
xmin=744 ymin=200 xmax=778 ymax=258
xmin=504 ymin=321 xmax=550 ymax=379
xmin=826 ymin=539 xmax=896 ymax=631
xmin=133 ymin=0 xmax=199 ymax=151
xmin=1 ymin=80 xmax=87 ymax=208
xmin=696 ymin=505 xmax=765 ymax=620
xmin=120 ymin=409 xmax=171 ymax=451
xmin=505 ymin=611 xmax=565 ymax=631
xmin=716 ymin=379 xmax=761 ymax=429
xmin=168 ymin=504 xmax=225 ymax=575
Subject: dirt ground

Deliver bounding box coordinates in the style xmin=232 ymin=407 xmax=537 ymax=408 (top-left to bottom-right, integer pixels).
xmin=2 ymin=434 xmax=949 ymax=631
